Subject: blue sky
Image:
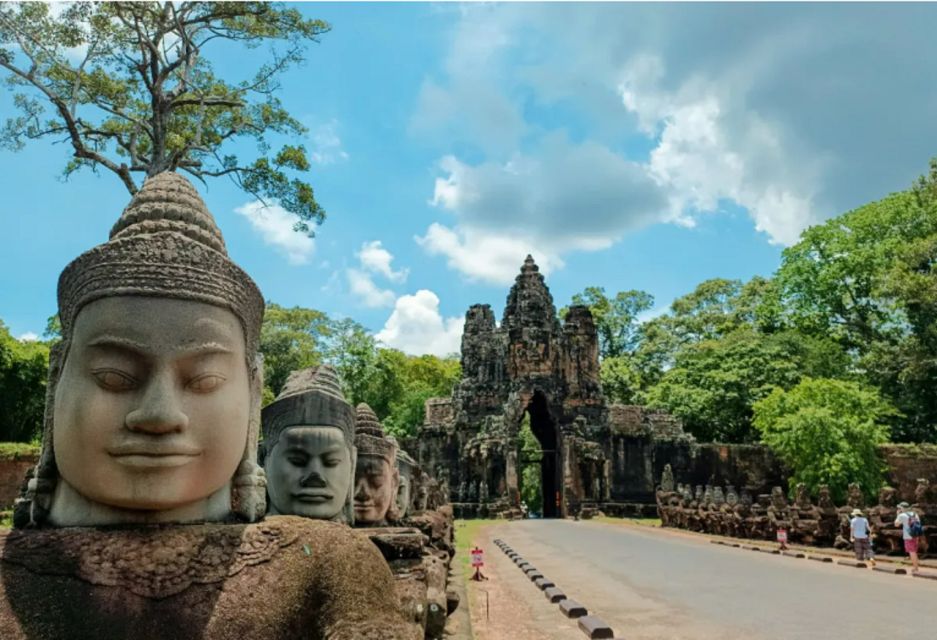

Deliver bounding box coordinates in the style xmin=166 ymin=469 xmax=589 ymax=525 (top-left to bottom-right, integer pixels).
xmin=2 ymin=3 xmax=937 ymax=355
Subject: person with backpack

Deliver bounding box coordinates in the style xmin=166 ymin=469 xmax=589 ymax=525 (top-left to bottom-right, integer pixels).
xmin=895 ymin=501 xmax=922 ymax=573
xmin=849 ymin=508 xmax=875 ymax=565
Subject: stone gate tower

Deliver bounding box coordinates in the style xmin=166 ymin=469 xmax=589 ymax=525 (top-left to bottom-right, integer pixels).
xmin=405 ymin=256 xmax=782 ymax=518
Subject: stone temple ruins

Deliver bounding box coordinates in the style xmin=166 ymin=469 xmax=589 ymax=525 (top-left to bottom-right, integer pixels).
xmin=404 ymin=256 xmax=936 ymax=524
xmin=2 ymin=173 xmax=936 ymax=639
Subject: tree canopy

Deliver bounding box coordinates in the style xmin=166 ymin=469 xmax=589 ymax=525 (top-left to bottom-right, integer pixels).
xmin=753 ymin=377 xmax=893 ymax=502
xmin=258 ymin=303 xmax=460 ymax=438
xmin=0 ymin=322 xmax=50 ymax=442
xmin=0 ymin=2 xmax=328 ymax=230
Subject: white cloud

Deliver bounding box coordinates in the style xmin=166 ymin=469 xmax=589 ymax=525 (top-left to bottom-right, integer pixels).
xmin=17 ymin=332 xmax=39 ymax=342
xmin=619 ymin=55 xmax=820 ymax=244
xmin=416 ymin=223 xmax=563 ymax=286
xmin=346 ymin=268 xmax=396 ymax=308
xmin=234 ymin=201 xmax=314 ymax=265
xmin=357 ymin=241 xmax=408 ymax=283
xmin=310 ymin=119 xmax=349 ymax=165
xmin=412 ymin=3 xmax=937 ymax=270
xmin=375 ymin=290 xmax=463 ymax=357
xmin=416 ymin=134 xmax=667 ymax=284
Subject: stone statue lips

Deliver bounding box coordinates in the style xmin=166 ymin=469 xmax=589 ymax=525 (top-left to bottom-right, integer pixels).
xmin=292 ymin=489 xmax=335 ymax=504
xmin=107 ymin=440 xmax=202 ymax=468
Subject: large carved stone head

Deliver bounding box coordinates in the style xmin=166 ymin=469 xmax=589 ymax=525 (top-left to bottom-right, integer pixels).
xmin=393 ymin=446 xmax=417 ymax=521
xmin=353 ymin=403 xmax=399 ymax=525
xmin=770 ymin=486 xmax=788 ymax=510
xmin=794 ymin=483 xmax=811 ymax=508
xmin=660 ymin=464 xmax=674 ymax=492
xmin=726 ymin=485 xmax=739 ymax=507
xmin=878 ymin=485 xmax=898 ymax=508
xmin=817 ymin=485 xmax=835 ymax=509
xmin=847 ymin=482 xmax=864 ymax=508
xmin=260 ymin=366 xmax=356 ymax=523
xmin=17 ymin=173 xmax=265 ymax=527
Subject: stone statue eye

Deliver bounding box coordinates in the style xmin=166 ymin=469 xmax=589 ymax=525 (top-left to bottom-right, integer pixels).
xmin=287 ymin=454 xmax=308 ymax=467
xmin=91 ymin=369 xmax=138 ymax=392
xmin=187 ymin=374 xmax=226 ymax=393
xmin=323 ymin=456 xmax=341 ymax=468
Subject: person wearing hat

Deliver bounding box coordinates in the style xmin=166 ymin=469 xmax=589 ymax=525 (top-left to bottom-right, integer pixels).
xmin=895 ymin=501 xmax=921 ymax=573
xmin=849 ymin=507 xmax=874 ymax=565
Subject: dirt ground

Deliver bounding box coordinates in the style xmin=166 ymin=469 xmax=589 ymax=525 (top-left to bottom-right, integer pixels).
xmin=463 ymin=523 xmax=582 ymax=640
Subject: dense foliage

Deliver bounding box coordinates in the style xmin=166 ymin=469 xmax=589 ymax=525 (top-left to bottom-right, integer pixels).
xmin=517 ymin=415 xmax=543 ymax=515
xmin=0 ymin=322 xmax=50 ymax=442
xmin=0 ymin=2 xmax=328 ymax=230
xmin=259 ymin=304 xmax=460 ymax=439
xmin=753 ymin=378 xmax=893 ymax=502
xmin=568 ymin=159 xmax=937 ymax=448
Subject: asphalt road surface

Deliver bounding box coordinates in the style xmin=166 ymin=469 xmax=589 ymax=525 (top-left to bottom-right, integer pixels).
xmin=484 ymin=520 xmax=937 ymax=640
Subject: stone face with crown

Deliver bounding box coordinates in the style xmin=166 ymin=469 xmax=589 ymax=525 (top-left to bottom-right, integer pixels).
xmin=354 ymin=404 xmax=400 ymax=526
xmin=0 ymin=172 xmax=421 ymax=640
xmin=261 ymin=365 xmax=357 ymax=523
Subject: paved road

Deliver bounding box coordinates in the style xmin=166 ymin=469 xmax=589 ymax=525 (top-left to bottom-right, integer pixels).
xmin=485 ymin=520 xmax=937 ymax=640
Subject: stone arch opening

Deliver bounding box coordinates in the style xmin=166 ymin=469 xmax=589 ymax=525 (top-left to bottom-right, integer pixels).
xmin=526 ymin=390 xmax=561 ymax=518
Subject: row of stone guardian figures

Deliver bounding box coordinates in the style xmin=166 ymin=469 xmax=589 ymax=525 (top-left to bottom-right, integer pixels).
xmin=655 ymin=464 xmax=936 ymax=556
xmin=0 ymin=173 xmax=454 ymax=640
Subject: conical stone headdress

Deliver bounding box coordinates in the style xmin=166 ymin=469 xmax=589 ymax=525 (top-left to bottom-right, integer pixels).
xmin=57 ymin=172 xmax=264 ymax=354
xmin=355 ymin=403 xmax=396 ymax=462
xmin=17 ymin=172 xmax=267 ymax=527
xmin=261 ymin=365 xmax=356 ymax=451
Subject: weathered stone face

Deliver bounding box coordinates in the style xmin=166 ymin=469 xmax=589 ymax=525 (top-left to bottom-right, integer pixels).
xmin=355 ymin=455 xmax=398 ymax=524
xmin=265 ymin=425 xmax=352 ymax=520
xmin=396 ymin=473 xmax=411 ymax=517
xmin=50 ymin=296 xmax=250 ymax=525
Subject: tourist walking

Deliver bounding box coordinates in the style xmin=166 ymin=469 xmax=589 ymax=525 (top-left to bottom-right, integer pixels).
xmin=894 ymin=502 xmax=921 ymax=573
xmin=849 ymin=508 xmax=874 ymax=564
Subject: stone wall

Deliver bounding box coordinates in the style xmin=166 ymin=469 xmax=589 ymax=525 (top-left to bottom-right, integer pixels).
xmin=0 ymin=449 xmax=38 ymax=509
xmin=882 ymin=444 xmax=937 ymax=500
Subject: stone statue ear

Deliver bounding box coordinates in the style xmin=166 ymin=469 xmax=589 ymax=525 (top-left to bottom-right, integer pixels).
xmin=341 ymin=446 xmax=357 ymax=526
xmin=231 ymin=353 xmax=267 ymax=522
xmin=385 ymin=467 xmax=402 ymax=522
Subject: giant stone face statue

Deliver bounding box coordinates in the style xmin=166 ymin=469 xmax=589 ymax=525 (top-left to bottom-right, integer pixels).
xmin=353 ymin=403 xmax=399 ymax=525
xmin=19 ymin=171 xmax=265 ymax=527
xmin=0 ymin=173 xmax=422 ymax=640
xmin=261 ymin=366 xmax=356 ymax=522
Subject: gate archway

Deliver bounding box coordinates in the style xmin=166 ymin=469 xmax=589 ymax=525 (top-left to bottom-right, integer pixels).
xmin=525 ymin=390 xmax=561 ymax=518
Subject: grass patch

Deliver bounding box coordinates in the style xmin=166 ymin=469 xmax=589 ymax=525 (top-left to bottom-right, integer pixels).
xmin=593 ymin=516 xmax=662 ymax=528
xmin=0 ymin=442 xmax=40 ymax=461
xmin=454 ymin=518 xmax=500 ymax=575
xmin=0 ymin=510 xmax=12 ymax=530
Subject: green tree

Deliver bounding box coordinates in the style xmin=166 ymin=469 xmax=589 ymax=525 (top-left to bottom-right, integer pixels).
xmin=259 ymin=303 xmax=329 ymax=400
xmin=753 ymin=378 xmax=894 ymax=503
xmin=599 ymin=355 xmax=643 ymax=405
xmin=563 ymin=287 xmax=653 ymax=358
xmin=0 ymin=2 xmax=328 ymax=229
xmin=516 ymin=414 xmax=542 ymax=514
xmin=374 ymin=352 xmax=460 ymax=439
xmin=775 ymin=190 xmax=934 ymax=351
xmin=642 ymin=329 xmax=848 ymax=442
xmin=322 ymin=317 xmax=378 ymax=405
xmin=0 ymin=322 xmax=50 ymax=442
